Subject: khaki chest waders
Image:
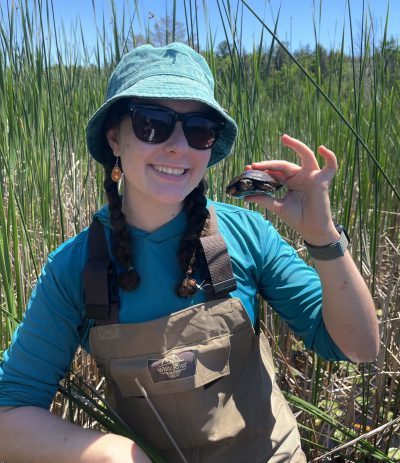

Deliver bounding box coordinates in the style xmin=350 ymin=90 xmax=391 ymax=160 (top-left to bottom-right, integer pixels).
xmin=83 ymin=208 xmax=306 ymax=463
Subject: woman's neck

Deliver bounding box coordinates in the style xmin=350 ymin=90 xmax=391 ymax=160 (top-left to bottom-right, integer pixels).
xmin=121 ymin=195 xmax=184 ymax=232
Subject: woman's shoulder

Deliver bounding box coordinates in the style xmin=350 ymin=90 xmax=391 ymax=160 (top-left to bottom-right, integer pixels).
xmin=208 ymin=199 xmax=273 ymax=236
xmin=47 ymin=227 xmax=90 ymax=272
xmin=208 ymin=199 xmax=295 ymax=264
xmin=47 ymin=205 xmax=111 ymax=270
xmin=209 ymin=199 xmax=264 ymax=220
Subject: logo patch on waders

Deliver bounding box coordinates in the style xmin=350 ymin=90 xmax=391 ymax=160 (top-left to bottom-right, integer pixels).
xmin=148 ymin=351 xmax=196 ymax=383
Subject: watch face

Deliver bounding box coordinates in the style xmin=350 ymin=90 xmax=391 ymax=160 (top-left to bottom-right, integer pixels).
xmin=335 ymin=223 xmax=350 ymax=243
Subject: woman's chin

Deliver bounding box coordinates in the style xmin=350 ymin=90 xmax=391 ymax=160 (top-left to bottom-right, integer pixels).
xmin=140 ymin=190 xmax=186 ymax=210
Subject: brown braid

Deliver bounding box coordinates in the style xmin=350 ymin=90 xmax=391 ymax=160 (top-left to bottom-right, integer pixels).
xmin=176 ymin=178 xmax=210 ymax=297
xmin=103 ymin=157 xmax=140 ymax=290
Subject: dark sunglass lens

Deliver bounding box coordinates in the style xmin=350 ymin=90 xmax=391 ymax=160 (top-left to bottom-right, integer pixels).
xmin=133 ymin=107 xmax=174 ymax=143
xmin=184 ymin=116 xmax=221 ymax=149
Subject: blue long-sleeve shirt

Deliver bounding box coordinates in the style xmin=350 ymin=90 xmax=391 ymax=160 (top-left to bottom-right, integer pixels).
xmin=0 ymin=200 xmax=347 ymax=409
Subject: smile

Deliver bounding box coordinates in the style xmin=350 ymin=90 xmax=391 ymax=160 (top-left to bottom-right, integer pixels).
xmin=152 ymin=165 xmax=187 ymax=176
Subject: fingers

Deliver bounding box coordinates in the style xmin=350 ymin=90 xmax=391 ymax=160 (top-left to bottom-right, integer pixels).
xmin=250 ymin=160 xmax=300 ymax=177
xmin=281 ymin=134 xmax=320 ymax=170
xmin=280 ymin=136 xmax=338 ymax=177
xmin=318 ymin=145 xmax=338 ymax=174
xmin=246 ymin=135 xmax=338 ymax=182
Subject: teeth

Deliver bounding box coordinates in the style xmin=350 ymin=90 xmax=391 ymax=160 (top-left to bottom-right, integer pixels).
xmin=153 ymin=165 xmax=186 ymax=176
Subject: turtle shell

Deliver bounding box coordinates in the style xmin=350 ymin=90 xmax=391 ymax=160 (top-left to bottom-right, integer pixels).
xmin=225 ymin=170 xmax=282 ymax=198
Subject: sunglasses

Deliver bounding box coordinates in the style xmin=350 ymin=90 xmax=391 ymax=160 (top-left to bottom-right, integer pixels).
xmin=120 ymin=103 xmax=225 ymax=150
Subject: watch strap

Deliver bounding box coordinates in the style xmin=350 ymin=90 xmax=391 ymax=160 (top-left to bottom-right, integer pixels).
xmin=304 ymin=226 xmax=349 ymax=261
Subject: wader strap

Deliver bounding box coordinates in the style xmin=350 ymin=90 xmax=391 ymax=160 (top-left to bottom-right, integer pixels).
xmin=200 ymin=206 xmax=237 ymax=299
xmin=83 ymin=219 xmax=119 ymax=325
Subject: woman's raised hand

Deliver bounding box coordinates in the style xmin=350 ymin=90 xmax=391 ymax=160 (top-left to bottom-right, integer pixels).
xmin=245 ymin=134 xmax=340 ymax=245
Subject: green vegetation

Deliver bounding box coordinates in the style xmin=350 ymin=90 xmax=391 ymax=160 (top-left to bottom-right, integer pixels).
xmin=0 ymin=0 xmax=399 ymax=461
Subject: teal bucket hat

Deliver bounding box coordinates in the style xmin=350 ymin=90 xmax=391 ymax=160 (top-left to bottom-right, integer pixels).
xmin=86 ymin=42 xmax=238 ymax=167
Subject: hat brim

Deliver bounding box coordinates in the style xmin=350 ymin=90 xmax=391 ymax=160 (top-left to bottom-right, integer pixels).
xmin=86 ymin=75 xmax=237 ymax=167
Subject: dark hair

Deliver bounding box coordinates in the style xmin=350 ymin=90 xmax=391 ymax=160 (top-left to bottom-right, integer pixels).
xmin=103 ymin=156 xmax=140 ymax=290
xmin=102 ymin=102 xmax=210 ymax=295
xmin=176 ymin=178 xmax=209 ymax=297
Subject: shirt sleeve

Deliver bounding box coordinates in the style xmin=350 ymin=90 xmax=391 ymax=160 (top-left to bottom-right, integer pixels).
xmin=0 ymin=241 xmax=90 ymax=409
xmin=256 ymin=217 xmax=349 ymax=361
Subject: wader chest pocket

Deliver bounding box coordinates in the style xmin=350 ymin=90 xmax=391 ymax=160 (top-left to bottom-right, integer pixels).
xmin=110 ymin=333 xmax=231 ymax=397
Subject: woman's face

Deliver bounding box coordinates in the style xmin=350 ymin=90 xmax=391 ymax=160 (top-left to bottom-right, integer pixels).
xmin=106 ymin=99 xmax=212 ymax=217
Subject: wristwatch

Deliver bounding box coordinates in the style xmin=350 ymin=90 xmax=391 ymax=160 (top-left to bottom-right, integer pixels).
xmin=304 ymin=224 xmax=349 ymax=260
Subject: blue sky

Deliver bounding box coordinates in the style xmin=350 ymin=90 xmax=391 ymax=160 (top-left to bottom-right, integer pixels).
xmin=14 ymin=1 xmax=400 ymax=55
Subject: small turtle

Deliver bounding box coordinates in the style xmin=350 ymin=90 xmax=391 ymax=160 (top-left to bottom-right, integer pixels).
xmin=225 ymin=170 xmax=282 ymax=198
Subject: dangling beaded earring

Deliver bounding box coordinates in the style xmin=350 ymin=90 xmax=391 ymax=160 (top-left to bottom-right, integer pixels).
xmin=111 ymin=156 xmax=123 ymax=182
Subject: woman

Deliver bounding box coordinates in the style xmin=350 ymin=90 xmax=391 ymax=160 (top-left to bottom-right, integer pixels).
xmin=0 ymin=42 xmax=379 ymax=463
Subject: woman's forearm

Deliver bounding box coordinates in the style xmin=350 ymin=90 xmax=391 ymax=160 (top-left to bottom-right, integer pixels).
xmin=314 ymin=251 xmax=380 ymax=363
xmin=0 ymin=406 xmax=151 ymax=463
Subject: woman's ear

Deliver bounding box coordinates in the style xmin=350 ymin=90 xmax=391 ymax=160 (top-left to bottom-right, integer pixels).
xmin=106 ymin=126 xmax=120 ymax=154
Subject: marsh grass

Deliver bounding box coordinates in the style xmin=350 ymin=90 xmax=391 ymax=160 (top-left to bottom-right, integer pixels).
xmin=0 ymin=0 xmax=399 ymax=461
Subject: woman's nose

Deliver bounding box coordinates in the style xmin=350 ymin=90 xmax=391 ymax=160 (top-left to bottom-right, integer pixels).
xmin=164 ymin=122 xmax=189 ymax=155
